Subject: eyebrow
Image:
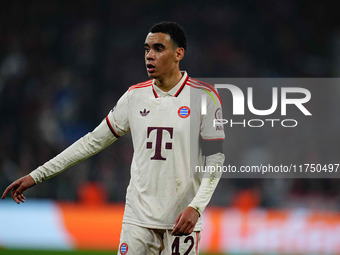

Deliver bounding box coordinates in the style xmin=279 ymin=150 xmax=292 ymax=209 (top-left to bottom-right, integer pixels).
xmin=144 ymin=43 xmax=166 ymax=48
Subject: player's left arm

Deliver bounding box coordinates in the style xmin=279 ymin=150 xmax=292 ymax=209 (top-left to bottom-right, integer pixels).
xmin=172 ymin=87 xmax=225 ymax=236
xmin=171 ymin=152 xmax=225 ymax=236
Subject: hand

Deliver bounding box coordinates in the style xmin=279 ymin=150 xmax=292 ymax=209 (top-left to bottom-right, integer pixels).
xmin=171 ymin=206 xmax=200 ymax=236
xmin=1 ymin=175 xmax=36 ymax=204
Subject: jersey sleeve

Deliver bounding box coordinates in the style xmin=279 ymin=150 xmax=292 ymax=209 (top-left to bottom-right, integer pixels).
xmin=29 ymin=119 xmax=117 ymax=183
xmin=188 ymin=152 xmax=225 ymax=215
xmin=200 ymin=89 xmax=225 ymax=141
xmin=106 ymin=90 xmax=130 ymax=138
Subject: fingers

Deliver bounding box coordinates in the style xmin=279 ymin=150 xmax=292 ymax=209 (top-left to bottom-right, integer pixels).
xmin=184 ymin=224 xmax=195 ymax=235
xmin=9 ymin=185 xmax=26 ymax=204
xmin=172 ymin=207 xmax=200 ymax=236
xmin=2 ymin=182 xmax=18 ymax=200
xmin=171 ymin=213 xmax=182 ymax=235
xmin=173 ymin=213 xmax=181 ymax=228
xmin=11 ymin=189 xmax=21 ymax=204
xmin=18 ymin=194 xmax=26 ymax=203
xmin=1 ymin=186 xmax=10 ymax=199
xmin=172 ymin=215 xmax=194 ymax=236
xmin=2 ymin=179 xmax=27 ymax=204
xmin=2 ymin=175 xmax=35 ymax=203
xmin=13 ymin=184 xmax=26 ymax=204
xmin=15 ymin=184 xmax=25 ymax=197
xmin=13 ymin=188 xmax=26 ymax=203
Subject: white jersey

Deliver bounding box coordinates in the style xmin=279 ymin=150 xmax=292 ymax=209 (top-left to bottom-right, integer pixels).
xmin=106 ymin=71 xmax=224 ymax=230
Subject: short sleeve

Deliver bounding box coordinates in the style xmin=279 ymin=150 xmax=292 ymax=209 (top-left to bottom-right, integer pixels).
xmin=200 ymin=89 xmax=225 ymax=141
xmin=106 ymin=90 xmax=130 ymax=138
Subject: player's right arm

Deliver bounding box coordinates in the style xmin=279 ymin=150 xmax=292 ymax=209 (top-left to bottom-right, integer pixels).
xmin=1 ymin=119 xmax=117 ymax=203
xmin=29 ymin=118 xmax=118 ymax=183
xmin=2 ymin=91 xmax=130 ymax=203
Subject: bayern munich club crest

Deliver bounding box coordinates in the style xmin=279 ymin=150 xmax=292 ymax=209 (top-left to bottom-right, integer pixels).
xmin=120 ymin=242 xmax=128 ymax=254
xmin=178 ymin=106 xmax=190 ymax=118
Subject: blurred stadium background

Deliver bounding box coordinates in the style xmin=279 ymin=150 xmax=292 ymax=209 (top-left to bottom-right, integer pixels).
xmin=1 ymin=0 xmax=340 ymax=254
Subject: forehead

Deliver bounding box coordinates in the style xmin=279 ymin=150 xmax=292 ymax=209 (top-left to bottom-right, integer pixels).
xmin=145 ymin=32 xmax=172 ymax=46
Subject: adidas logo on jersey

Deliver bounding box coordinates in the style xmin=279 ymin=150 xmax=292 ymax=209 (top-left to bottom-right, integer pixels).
xmin=140 ymin=109 xmax=150 ymax=116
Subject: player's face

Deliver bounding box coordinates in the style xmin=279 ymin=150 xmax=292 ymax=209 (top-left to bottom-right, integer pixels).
xmin=144 ymin=32 xmax=183 ymax=80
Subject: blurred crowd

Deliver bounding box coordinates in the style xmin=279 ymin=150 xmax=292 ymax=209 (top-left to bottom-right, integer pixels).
xmin=1 ymin=0 xmax=340 ymax=210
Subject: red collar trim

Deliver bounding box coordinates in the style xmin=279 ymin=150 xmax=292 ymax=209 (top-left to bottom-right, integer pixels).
xmin=174 ymin=75 xmax=189 ymax=97
xmin=152 ymin=86 xmax=159 ymax=98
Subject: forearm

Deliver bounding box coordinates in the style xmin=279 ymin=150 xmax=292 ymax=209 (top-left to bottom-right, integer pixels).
xmin=188 ymin=152 xmax=225 ymax=215
xmin=29 ymin=119 xmax=117 ymax=183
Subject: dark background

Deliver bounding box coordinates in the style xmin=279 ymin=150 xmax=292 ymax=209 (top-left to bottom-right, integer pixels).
xmin=1 ymin=0 xmax=339 ymax=210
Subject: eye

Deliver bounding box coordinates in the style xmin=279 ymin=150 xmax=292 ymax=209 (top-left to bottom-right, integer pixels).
xmin=144 ymin=47 xmax=150 ymax=53
xmin=156 ymin=47 xmax=163 ymax=52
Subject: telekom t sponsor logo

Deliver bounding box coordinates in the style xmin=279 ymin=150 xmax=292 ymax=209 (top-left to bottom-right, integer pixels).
xmin=146 ymin=127 xmax=173 ymax=160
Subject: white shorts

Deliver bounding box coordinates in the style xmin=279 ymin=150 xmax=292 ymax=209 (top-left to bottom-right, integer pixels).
xmin=118 ymin=223 xmax=200 ymax=255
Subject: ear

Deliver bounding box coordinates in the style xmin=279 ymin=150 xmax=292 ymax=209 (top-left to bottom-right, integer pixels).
xmin=174 ymin=47 xmax=185 ymax=62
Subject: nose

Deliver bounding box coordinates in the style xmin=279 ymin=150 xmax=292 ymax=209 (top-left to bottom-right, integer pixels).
xmin=146 ymin=49 xmax=154 ymax=60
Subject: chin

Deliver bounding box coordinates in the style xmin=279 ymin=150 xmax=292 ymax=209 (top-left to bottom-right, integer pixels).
xmin=147 ymin=72 xmax=157 ymax=79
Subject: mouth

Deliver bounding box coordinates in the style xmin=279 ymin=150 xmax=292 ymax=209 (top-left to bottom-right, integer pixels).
xmin=146 ymin=63 xmax=155 ymax=73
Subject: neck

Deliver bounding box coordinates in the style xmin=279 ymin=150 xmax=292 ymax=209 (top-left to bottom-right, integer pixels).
xmin=155 ymin=70 xmax=183 ymax=92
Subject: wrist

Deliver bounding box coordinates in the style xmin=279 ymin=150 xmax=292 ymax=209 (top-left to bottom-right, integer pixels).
xmin=188 ymin=205 xmax=201 ymax=217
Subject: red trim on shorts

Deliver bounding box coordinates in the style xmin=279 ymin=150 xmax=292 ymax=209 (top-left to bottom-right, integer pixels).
xmin=195 ymin=232 xmax=199 ymax=254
